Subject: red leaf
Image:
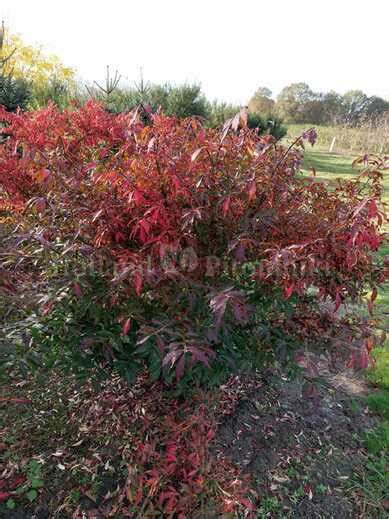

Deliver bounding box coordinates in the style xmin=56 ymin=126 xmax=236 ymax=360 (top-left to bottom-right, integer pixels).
xmin=34 ymin=168 xmax=51 ymax=184
xmin=73 ymin=283 xmax=82 ymax=299
xmin=247 ymin=180 xmax=256 ymax=201
xmin=353 ymin=198 xmax=369 ymax=217
xmin=210 ymin=291 xmax=229 ymax=326
xmin=134 ymin=271 xmax=143 ymax=296
xmin=232 ymin=299 xmax=250 ymax=325
xmin=358 ymin=349 xmax=370 ymax=369
xmin=162 ymin=349 xmax=181 ymax=369
xmin=9 ymin=475 xmax=26 ymax=490
xmin=175 ymin=354 xmax=185 ymax=380
xmin=190 ymin=347 xmax=215 ymax=368
xmin=127 ymin=189 xmax=144 ymax=206
xmin=165 ymin=443 xmax=177 ymax=463
xmin=302 ymin=381 xmax=320 ymax=400
xmin=122 ymin=318 xmax=132 ymax=335
xmin=0 ymin=491 xmax=11 ymax=502
xmin=346 ymin=352 xmax=356 ymax=369
xmin=0 ymin=397 xmax=31 ymax=404
xmin=284 ymin=283 xmax=294 ymax=299
xmin=368 ymin=199 xmax=378 ymax=219
xmin=33 ymin=197 xmax=46 ymax=213
xmin=222 ymin=196 xmax=231 ymax=217
xmin=334 ymin=290 xmax=342 ymax=312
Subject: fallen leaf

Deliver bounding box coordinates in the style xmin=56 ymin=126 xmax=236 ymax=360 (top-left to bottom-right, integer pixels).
xmin=273 ymin=474 xmax=289 ymax=483
xmin=0 ymin=397 xmax=31 ymax=404
xmin=52 ymin=451 xmax=64 ymax=457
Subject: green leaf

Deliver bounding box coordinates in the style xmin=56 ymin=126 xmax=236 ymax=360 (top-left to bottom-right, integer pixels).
xmin=15 ymin=485 xmax=26 ymax=495
xmin=31 ymin=478 xmax=44 ymax=489
xmin=26 ymin=489 xmax=38 ymax=502
xmin=28 ymin=459 xmax=40 ymax=473
xmin=149 ymin=363 xmax=161 ymax=382
xmin=6 ymin=499 xmax=16 ymax=510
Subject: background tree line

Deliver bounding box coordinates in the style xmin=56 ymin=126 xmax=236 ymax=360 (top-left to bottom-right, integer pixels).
xmin=1 ymin=25 xmax=388 ymax=134
xmin=0 ymin=25 xmax=286 ymax=139
xmin=250 ymin=82 xmax=389 ymax=126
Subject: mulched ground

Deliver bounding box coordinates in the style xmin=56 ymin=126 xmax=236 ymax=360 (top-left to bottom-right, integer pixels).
xmin=0 ymin=352 xmax=379 ymax=518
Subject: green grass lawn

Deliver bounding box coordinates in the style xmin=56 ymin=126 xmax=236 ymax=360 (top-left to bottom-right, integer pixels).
xmin=302 ymin=149 xmax=389 ymax=206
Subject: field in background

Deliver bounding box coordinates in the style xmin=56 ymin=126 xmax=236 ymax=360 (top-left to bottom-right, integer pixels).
xmin=287 ymin=123 xmax=389 ymax=154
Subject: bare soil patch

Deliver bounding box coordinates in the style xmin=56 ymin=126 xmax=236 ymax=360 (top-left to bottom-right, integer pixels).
xmin=214 ymin=358 xmax=376 ymax=518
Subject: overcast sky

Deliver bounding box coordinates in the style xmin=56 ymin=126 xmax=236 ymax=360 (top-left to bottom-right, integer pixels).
xmin=2 ymin=0 xmax=388 ymax=104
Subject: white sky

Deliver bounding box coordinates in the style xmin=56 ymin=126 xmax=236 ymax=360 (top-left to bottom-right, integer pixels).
xmin=1 ymin=0 xmax=388 ymax=104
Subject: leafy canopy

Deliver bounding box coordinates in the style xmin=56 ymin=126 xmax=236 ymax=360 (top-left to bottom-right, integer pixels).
xmin=0 ymin=103 xmax=385 ymax=384
xmin=1 ymin=30 xmax=75 ymax=87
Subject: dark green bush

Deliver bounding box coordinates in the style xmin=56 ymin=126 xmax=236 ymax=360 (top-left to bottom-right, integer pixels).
xmin=98 ymin=83 xmax=209 ymax=119
xmin=161 ymin=84 xmax=208 ymax=118
xmin=0 ymin=74 xmax=30 ymax=111
xmin=247 ymin=112 xmax=287 ymax=140
xmin=23 ymin=267 xmax=300 ymax=390
xmin=206 ymin=100 xmax=240 ymax=128
xmin=84 ymin=79 xmax=287 ymax=141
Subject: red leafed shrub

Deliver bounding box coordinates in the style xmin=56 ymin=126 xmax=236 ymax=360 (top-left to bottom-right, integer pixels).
xmin=0 ymin=102 xmax=386 ymax=383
